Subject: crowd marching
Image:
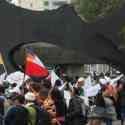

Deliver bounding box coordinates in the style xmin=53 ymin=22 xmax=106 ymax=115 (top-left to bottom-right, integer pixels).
xmin=0 ymin=48 xmax=124 ymax=125
xmin=0 ymin=70 xmax=124 ymax=125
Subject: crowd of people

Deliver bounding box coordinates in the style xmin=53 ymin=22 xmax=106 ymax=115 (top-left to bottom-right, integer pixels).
xmin=0 ymin=71 xmax=125 ymax=125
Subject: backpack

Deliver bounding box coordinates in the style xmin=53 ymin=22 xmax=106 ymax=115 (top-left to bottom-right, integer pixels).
xmin=30 ymin=105 xmax=51 ymax=125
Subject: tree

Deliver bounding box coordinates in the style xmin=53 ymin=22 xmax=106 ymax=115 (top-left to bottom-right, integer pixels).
xmin=72 ymin=0 xmax=125 ymax=22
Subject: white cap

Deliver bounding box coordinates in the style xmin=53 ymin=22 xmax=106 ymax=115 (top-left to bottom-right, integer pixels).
xmin=25 ymin=92 xmax=36 ymax=101
xmin=99 ymin=79 xmax=108 ymax=85
xmin=78 ymin=77 xmax=84 ymax=82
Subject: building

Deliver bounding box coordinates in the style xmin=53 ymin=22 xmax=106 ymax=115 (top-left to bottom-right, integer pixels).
xmin=7 ymin=0 xmax=116 ymax=77
xmin=7 ymin=0 xmax=44 ymax=10
xmin=7 ymin=0 xmax=71 ymax=10
xmin=44 ymin=0 xmax=71 ymax=10
xmin=84 ymin=64 xmax=111 ymax=74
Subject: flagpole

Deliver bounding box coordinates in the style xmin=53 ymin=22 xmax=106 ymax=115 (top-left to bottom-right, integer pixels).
xmin=21 ymin=47 xmax=27 ymax=94
xmin=3 ymin=63 xmax=7 ymax=74
xmin=3 ymin=63 xmax=8 ymax=80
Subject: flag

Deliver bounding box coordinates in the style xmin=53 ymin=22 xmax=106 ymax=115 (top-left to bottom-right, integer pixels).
xmin=0 ymin=53 xmax=4 ymax=65
xmin=84 ymin=75 xmax=92 ymax=89
xmin=0 ymin=53 xmax=7 ymax=77
xmin=85 ymin=84 xmax=101 ymax=97
xmin=50 ymin=70 xmax=60 ymax=87
xmin=25 ymin=49 xmax=49 ymax=78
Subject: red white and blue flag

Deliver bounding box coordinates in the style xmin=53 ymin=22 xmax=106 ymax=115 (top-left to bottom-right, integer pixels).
xmin=25 ymin=50 xmax=49 ymax=78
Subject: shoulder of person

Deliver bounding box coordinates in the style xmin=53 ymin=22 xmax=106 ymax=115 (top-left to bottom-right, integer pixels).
xmin=6 ymin=105 xmax=18 ymax=113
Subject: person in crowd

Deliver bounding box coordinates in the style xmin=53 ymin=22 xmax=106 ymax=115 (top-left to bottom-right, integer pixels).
xmin=44 ymin=94 xmax=56 ymax=125
xmin=63 ymin=82 xmax=73 ymax=108
xmin=103 ymin=88 xmax=117 ymax=125
xmin=54 ymin=78 xmax=73 ymax=108
xmin=25 ymin=92 xmax=37 ymax=125
xmin=41 ymin=79 xmax=52 ymax=97
xmin=67 ymin=87 xmax=86 ymax=125
xmin=5 ymin=92 xmax=18 ymax=113
xmin=28 ymin=82 xmax=45 ymax=105
xmin=88 ymin=90 xmax=106 ymax=125
xmin=117 ymin=83 xmax=125 ymax=125
xmin=73 ymin=76 xmax=79 ymax=85
xmin=4 ymin=94 xmax=28 ymax=125
xmin=1 ymin=70 xmax=125 ymax=125
xmin=46 ymin=87 xmax=67 ymax=125
xmin=75 ymin=77 xmax=85 ymax=96
xmin=54 ymin=79 xmax=63 ymax=90
xmin=0 ymin=85 xmax=6 ymax=125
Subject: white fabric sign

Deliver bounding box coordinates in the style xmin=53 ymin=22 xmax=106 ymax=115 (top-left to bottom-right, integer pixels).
xmin=85 ymin=84 xmax=101 ymax=97
xmin=84 ymin=75 xmax=93 ymax=89
xmin=0 ymin=72 xmax=7 ymax=85
xmin=6 ymin=71 xmax=30 ymax=86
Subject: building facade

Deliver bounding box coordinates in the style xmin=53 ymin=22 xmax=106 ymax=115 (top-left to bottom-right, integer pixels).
xmin=8 ymin=0 xmax=71 ymax=10
xmin=8 ymin=0 xmax=44 ymax=10
xmin=44 ymin=0 xmax=71 ymax=10
xmin=7 ymin=0 xmax=116 ymax=77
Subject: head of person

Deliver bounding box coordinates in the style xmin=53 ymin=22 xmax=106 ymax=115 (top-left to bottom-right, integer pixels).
xmin=42 ymin=79 xmax=52 ymax=89
xmin=71 ymin=87 xmax=80 ymax=97
xmin=49 ymin=87 xmax=63 ymax=103
xmin=25 ymin=92 xmax=36 ymax=103
xmin=105 ymin=72 xmax=110 ymax=77
xmin=54 ymin=79 xmax=62 ymax=88
xmin=62 ymin=74 xmax=69 ymax=83
xmin=77 ymin=77 xmax=85 ymax=87
xmin=13 ymin=94 xmax=25 ymax=105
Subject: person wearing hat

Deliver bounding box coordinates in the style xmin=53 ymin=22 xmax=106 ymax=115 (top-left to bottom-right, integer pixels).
xmin=75 ymin=77 xmax=85 ymax=96
xmin=25 ymin=92 xmax=37 ymax=125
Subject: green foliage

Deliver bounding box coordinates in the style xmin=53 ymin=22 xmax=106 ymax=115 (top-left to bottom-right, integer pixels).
xmin=119 ymin=26 xmax=125 ymax=46
xmin=73 ymin=0 xmax=125 ymax=22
